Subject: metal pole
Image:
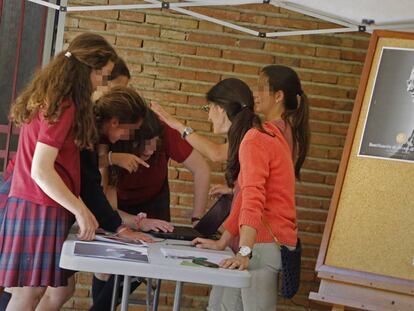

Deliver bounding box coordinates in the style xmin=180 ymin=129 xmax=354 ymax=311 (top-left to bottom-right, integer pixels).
xmin=110 ymin=275 xmax=121 ymax=311
xmin=41 ymin=0 xmax=57 ymax=65
xmin=120 ymin=275 xmax=131 ymax=311
xmin=152 ymin=279 xmax=161 ymax=311
xmin=172 ymin=281 xmax=183 ymax=311
xmin=54 ymin=0 xmax=67 ymax=55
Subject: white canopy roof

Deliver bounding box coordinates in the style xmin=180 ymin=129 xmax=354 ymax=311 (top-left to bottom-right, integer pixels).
xmin=28 ymin=0 xmax=414 ymax=53
xmin=285 ymin=0 xmax=414 ymax=26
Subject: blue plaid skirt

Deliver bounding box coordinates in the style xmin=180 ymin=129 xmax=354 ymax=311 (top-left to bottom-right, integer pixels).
xmin=0 ymin=174 xmax=75 ymax=287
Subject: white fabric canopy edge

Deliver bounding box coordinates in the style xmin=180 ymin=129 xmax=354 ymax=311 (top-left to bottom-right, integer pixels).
xmin=27 ymin=0 xmax=414 ymax=54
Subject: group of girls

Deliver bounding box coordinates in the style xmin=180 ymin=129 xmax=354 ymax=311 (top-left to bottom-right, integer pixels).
xmin=0 ymin=30 xmax=310 ymax=311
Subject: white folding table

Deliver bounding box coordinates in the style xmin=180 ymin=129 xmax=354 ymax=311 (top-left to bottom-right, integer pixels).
xmin=60 ymin=235 xmax=251 ymax=311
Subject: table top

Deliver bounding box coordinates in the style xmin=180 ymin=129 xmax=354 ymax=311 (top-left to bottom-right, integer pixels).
xmin=60 ymin=235 xmax=251 ymax=288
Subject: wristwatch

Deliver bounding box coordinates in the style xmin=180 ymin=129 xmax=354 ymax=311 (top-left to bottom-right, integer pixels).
xmin=238 ymin=246 xmax=253 ymax=259
xmin=182 ymin=127 xmax=194 ymax=139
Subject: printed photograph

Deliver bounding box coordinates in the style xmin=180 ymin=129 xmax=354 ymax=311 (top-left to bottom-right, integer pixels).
xmin=359 ymin=47 xmax=414 ymax=162
xmin=74 ymin=242 xmax=149 ymax=263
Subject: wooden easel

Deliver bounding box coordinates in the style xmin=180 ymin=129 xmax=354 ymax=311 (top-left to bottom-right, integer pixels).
xmin=309 ymin=30 xmax=414 ymax=311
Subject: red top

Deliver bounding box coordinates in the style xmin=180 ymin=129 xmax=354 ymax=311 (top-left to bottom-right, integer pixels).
xmin=224 ymin=122 xmax=297 ymax=246
xmin=9 ymin=101 xmax=80 ymax=207
xmin=117 ymin=123 xmax=193 ymax=206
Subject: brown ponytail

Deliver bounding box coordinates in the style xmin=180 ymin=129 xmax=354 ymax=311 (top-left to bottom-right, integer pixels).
xmin=261 ymin=65 xmax=310 ymax=179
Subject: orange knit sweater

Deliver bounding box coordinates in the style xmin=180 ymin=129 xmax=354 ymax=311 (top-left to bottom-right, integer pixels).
xmin=223 ymin=122 xmax=297 ymax=247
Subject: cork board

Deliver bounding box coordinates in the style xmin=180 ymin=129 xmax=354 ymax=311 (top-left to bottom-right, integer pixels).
xmin=325 ymin=36 xmax=414 ymax=281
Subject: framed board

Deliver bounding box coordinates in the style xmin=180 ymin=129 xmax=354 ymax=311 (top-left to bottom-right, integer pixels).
xmin=310 ymin=30 xmax=414 ymax=311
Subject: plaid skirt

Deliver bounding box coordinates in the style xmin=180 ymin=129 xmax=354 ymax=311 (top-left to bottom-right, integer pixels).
xmin=0 ymin=180 xmax=75 ymax=287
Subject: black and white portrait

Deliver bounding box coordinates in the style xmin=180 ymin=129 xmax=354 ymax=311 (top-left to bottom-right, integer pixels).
xmin=359 ymin=47 xmax=414 ymax=162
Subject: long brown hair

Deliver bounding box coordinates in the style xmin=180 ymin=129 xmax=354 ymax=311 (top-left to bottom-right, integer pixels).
xmin=207 ymin=78 xmax=266 ymax=187
xmin=261 ymin=65 xmax=310 ymax=179
xmin=10 ymin=32 xmax=117 ymax=150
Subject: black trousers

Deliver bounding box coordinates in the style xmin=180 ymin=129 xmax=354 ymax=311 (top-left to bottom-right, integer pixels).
xmin=118 ymin=179 xmax=171 ymax=221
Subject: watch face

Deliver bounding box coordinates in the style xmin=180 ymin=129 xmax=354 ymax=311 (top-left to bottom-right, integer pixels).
xmin=239 ymin=246 xmax=251 ymax=256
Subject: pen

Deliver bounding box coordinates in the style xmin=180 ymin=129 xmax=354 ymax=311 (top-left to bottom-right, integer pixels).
xmin=165 ymin=243 xmax=195 ymax=247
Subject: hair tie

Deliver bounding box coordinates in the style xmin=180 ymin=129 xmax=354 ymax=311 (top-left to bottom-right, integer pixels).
xmin=64 ymin=51 xmax=72 ymax=58
xmin=297 ymin=89 xmax=304 ymax=96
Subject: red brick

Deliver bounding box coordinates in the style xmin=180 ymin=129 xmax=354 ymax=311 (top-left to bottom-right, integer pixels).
xmin=130 ymin=76 xmax=155 ymax=88
xmin=240 ymin=13 xmax=266 ymax=24
xmin=296 ymin=183 xmax=334 ymax=198
xmin=176 ymin=107 xmax=208 ymax=119
xmin=192 ymin=7 xmax=240 ymax=21
xmin=195 ymin=71 xmax=221 ymax=83
xmin=316 ymin=47 xmax=341 ymax=59
xmin=182 ymin=57 xmax=233 ymax=72
xmin=115 ymin=36 xmax=142 ymax=48
xmin=144 ymin=65 xmax=196 ymax=80
xmin=311 ymin=73 xmax=338 ymax=84
xmin=338 ymin=75 xmax=361 ymax=87
xmin=65 ymin=16 xmax=79 ymax=28
xmin=186 ymin=120 xmax=211 ymax=131
xmin=303 ymin=158 xmax=340 ymax=173
xmin=188 ymin=33 xmax=237 ymax=46
xmin=234 ymin=64 xmax=260 ymax=75
xmin=198 ymin=21 xmax=224 ymax=32
xmin=265 ymin=42 xmax=316 ymax=56
xmin=196 ymin=47 xmax=222 ymax=58
xmin=222 ymin=50 xmax=274 ymax=64
xmin=141 ymin=90 xmax=187 ymax=105
xmin=154 ymin=79 xmax=180 ymax=90
xmin=72 ymin=9 xmax=119 ymax=19
xmin=180 ymin=82 xmax=212 ymax=94
xmin=301 ymin=59 xmax=354 ymax=73
xmin=107 ymin=23 xmax=160 ymax=37
xmin=266 ymin=17 xmax=318 ymax=30
xmin=144 ymin=40 xmax=196 ymax=55
xmin=238 ymin=39 xmax=264 ymax=50
xmin=305 ymin=84 xmax=348 ymax=98
xmin=117 ymin=49 xmax=153 ymax=63
xmin=154 ymin=54 xmax=180 ymax=66
xmin=119 ymin=11 xmax=145 ymax=23
xmin=78 ymin=18 xmax=106 ymax=31
xmin=160 ymin=29 xmax=186 ymax=40
xmin=146 ymin=15 xmax=198 ymax=29
xmin=341 ymin=50 xmax=367 ymax=62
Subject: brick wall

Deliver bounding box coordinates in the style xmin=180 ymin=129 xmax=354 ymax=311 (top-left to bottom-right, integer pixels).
xmin=62 ymin=1 xmax=370 ymax=310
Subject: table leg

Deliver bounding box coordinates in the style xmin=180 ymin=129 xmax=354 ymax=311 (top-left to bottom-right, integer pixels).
xmin=152 ymin=279 xmax=161 ymax=311
xmin=172 ymin=281 xmax=183 ymax=311
xmin=110 ymin=275 xmax=120 ymax=311
xmin=120 ymin=275 xmax=131 ymax=311
xmin=146 ymin=278 xmax=152 ymax=311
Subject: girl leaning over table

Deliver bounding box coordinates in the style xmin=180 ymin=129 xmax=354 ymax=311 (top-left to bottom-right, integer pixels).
xmin=0 ymin=32 xmax=118 ymax=311
xmin=152 ymin=65 xmax=310 ymax=310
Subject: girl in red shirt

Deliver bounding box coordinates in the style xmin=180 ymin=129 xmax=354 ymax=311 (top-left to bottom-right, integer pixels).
xmin=0 ymin=33 xmax=117 ymax=311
